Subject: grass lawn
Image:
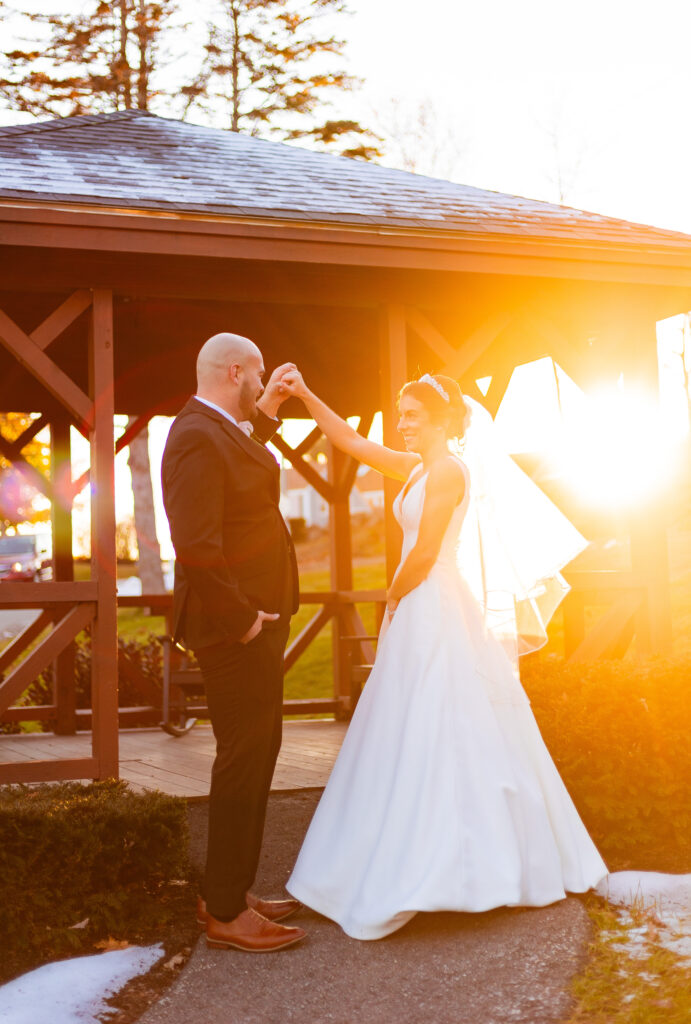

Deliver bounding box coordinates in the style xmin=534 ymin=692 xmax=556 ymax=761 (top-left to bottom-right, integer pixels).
xmin=112 ymin=561 xmax=386 ymax=701
xmin=568 ymin=897 xmax=691 ymax=1024
xmin=284 ymin=562 xmax=385 ymax=704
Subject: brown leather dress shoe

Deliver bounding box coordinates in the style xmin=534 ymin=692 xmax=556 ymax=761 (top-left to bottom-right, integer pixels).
xmin=246 ymin=892 xmax=301 ymax=921
xmin=206 ymin=907 xmax=306 ymax=952
xmin=196 ymin=893 xmax=300 ymax=926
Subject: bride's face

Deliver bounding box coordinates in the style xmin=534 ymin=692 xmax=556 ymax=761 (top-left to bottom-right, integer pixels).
xmin=397 ymin=395 xmax=438 ymax=454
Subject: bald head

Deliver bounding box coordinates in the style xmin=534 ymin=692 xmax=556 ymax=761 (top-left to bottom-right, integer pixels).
xmin=196 ymin=332 xmax=261 ymax=390
xmin=195 ymin=332 xmax=265 ymax=421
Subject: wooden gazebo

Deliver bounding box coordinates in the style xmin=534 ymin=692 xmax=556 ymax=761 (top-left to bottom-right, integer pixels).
xmin=1 ymin=109 xmax=690 ymax=784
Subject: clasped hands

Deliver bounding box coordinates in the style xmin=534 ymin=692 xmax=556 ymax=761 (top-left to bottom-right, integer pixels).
xmin=256 ymin=363 xmax=307 ymax=419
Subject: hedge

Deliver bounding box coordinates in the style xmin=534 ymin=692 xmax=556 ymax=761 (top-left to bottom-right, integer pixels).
xmin=522 ymin=653 xmax=691 ymax=867
xmin=0 ymin=781 xmax=192 ymax=981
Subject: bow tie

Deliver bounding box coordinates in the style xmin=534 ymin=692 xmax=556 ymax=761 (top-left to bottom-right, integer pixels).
xmin=237 ymin=420 xmax=253 ymax=438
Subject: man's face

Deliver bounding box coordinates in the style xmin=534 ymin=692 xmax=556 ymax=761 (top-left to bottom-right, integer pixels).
xmin=238 ymin=352 xmax=265 ymax=420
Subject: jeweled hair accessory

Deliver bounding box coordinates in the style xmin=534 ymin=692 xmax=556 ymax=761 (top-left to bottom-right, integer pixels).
xmin=418 ymin=373 xmax=450 ymax=402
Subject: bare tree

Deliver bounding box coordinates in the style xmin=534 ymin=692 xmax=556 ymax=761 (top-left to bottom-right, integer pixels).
xmin=127 ymin=422 xmax=165 ymax=593
xmin=0 ymin=0 xmax=178 ymax=117
xmin=538 ymin=92 xmax=600 ymax=206
xmin=373 ymin=97 xmax=467 ymax=179
xmin=181 ymin=0 xmax=380 ymax=158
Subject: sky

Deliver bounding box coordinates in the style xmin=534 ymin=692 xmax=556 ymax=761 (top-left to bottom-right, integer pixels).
xmin=2 ymin=0 xmax=691 ymax=555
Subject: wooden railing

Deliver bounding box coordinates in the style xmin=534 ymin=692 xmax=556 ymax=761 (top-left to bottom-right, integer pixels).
xmin=0 ymin=589 xmax=386 ymax=731
xmin=0 ymin=570 xmax=660 ymax=744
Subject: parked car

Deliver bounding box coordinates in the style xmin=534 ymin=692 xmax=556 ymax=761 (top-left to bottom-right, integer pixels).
xmin=0 ymin=535 xmax=51 ymax=581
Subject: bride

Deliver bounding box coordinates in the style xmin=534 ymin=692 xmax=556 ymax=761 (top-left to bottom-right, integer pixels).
xmin=281 ymin=369 xmax=607 ymax=941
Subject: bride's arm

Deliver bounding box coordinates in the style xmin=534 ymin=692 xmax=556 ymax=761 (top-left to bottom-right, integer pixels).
xmin=281 ymin=370 xmax=419 ymax=481
xmin=386 ymin=459 xmax=466 ymax=613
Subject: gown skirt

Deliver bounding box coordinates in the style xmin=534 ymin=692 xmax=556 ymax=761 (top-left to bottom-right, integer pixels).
xmin=286 ymin=471 xmax=607 ymax=940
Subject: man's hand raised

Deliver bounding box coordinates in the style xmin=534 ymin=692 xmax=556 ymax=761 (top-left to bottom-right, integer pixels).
xmin=240 ymin=610 xmax=280 ymax=644
xmin=256 ymin=362 xmax=298 ymax=419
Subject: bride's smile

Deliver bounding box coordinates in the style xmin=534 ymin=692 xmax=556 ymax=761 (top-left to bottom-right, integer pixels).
xmin=398 ymin=394 xmax=449 ymax=460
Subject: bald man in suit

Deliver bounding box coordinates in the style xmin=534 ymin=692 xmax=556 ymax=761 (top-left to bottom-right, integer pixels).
xmin=162 ymin=334 xmax=305 ymax=952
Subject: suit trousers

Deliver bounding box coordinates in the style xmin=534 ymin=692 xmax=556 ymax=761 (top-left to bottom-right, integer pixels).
xmin=195 ymin=623 xmax=290 ymax=921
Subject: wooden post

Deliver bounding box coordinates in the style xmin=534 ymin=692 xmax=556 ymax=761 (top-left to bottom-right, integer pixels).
xmin=624 ymin=315 xmax=672 ymax=653
xmin=379 ymin=305 xmax=407 ymax=584
xmin=328 ymin=443 xmax=353 ymax=718
xmin=51 ymin=416 xmax=77 ymax=734
xmin=89 ymin=290 xmax=119 ymax=778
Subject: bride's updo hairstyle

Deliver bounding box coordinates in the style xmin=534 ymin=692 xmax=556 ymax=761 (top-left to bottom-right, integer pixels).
xmin=399 ymin=374 xmax=469 ymax=440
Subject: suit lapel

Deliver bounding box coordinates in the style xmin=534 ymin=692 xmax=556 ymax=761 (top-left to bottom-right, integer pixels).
xmin=183 ymin=397 xmax=278 ymax=474
xmin=220 ymin=418 xmax=279 ymax=474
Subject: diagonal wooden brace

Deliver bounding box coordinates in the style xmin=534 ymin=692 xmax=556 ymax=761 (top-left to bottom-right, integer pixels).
xmin=0 ymin=603 xmax=94 ymax=715
xmin=0 ymin=306 xmax=93 ymax=432
xmin=271 ymin=433 xmax=336 ymax=503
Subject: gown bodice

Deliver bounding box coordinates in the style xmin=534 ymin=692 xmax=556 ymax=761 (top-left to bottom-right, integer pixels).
xmin=393 ymin=458 xmax=470 ymax=572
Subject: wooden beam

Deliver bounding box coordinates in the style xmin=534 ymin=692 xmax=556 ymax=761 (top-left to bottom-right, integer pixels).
xmin=52 ymin=415 xmax=76 ymax=735
xmin=5 ymin=204 xmax=691 ymax=286
xmin=89 ymin=288 xmax=119 ymax=779
xmin=282 ymin=699 xmax=339 ymax=715
xmin=405 ymin=306 xmax=458 ymax=366
xmin=294 ymin=425 xmax=323 ymax=459
xmin=329 ymin=443 xmax=354 ymax=714
xmin=284 ymin=605 xmax=334 ymax=673
xmin=566 ymin=593 xmax=643 ymax=664
xmin=0 ymin=581 xmax=98 ymax=606
xmin=0 ymin=306 xmax=93 ymax=430
xmin=30 ymin=289 xmax=92 ymax=351
xmin=0 ymin=432 xmax=54 ymax=499
xmin=5 ymin=413 xmax=49 ymax=456
xmin=271 ymin=433 xmax=336 ymax=503
xmin=71 ymin=410 xmax=155 ymax=498
xmin=379 ymin=305 xmax=407 ymax=583
xmin=450 ymin=311 xmax=516 ymax=377
xmin=341 ymin=603 xmax=377 ymax=667
xmin=0 ymin=758 xmax=99 ymax=784
xmin=0 ymin=608 xmax=54 ymax=675
xmin=0 ymin=602 xmax=94 ymax=714
xmin=337 ymin=411 xmax=375 ymax=496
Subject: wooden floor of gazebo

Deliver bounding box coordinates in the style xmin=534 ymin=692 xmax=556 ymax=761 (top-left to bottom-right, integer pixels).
xmin=0 ymin=720 xmax=347 ymax=799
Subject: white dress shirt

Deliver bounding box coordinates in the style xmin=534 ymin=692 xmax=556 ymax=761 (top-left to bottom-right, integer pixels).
xmin=194 ymin=395 xmax=253 ymax=436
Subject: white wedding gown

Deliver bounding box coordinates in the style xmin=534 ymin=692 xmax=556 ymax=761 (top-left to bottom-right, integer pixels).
xmin=287 ymin=460 xmax=607 ymax=940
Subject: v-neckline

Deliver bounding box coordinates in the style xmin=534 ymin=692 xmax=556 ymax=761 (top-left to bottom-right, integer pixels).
xmin=399 ymin=467 xmax=428 ymax=506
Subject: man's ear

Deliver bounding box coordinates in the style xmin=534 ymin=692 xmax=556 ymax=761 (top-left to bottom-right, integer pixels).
xmin=228 ymin=362 xmax=242 ymax=385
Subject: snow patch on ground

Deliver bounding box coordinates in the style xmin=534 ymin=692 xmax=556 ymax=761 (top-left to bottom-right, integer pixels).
xmin=0 ymin=944 xmax=164 ymax=1024
xmin=597 ymin=871 xmax=691 ymax=961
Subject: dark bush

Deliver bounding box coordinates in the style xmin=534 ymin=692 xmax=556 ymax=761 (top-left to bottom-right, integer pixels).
xmin=0 ymin=780 xmax=192 ymax=980
xmin=522 ymin=653 xmax=691 ymax=867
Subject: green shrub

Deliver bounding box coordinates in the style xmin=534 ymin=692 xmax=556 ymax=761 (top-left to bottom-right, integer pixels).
xmin=0 ymin=781 xmax=192 ymax=981
xmin=522 ymin=653 xmax=691 ymax=868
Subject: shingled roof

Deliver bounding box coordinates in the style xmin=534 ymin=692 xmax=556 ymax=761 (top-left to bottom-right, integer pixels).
xmin=1 ymin=108 xmax=690 ymax=248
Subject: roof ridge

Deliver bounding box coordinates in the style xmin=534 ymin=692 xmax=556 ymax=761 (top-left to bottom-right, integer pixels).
xmin=0 ymin=108 xmax=153 ymax=138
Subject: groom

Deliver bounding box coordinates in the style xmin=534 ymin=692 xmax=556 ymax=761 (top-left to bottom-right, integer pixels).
xmin=161 ymin=333 xmax=305 ymax=952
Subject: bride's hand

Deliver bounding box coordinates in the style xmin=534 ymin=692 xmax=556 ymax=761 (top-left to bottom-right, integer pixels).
xmin=280 ymin=368 xmax=310 ymax=400
xmin=386 ymin=597 xmax=399 ymax=620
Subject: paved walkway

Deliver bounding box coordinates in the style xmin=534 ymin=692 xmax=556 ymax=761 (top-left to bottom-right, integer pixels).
xmin=140 ymin=793 xmax=591 ymax=1024
xmin=0 ymin=721 xmax=347 ymax=796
